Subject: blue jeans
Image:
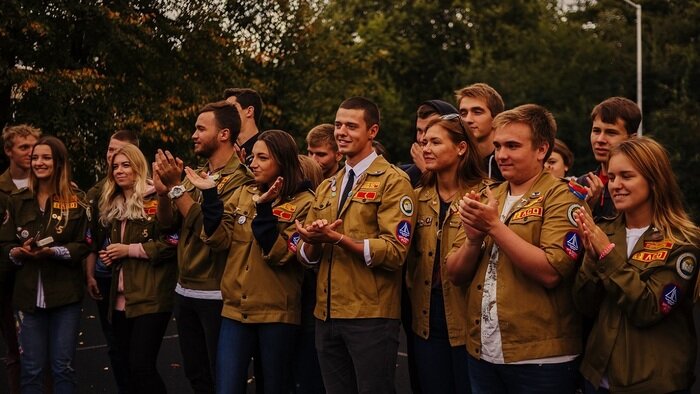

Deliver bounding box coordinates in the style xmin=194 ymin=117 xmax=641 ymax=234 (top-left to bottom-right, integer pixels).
xmin=216 ymin=318 xmax=298 ymax=394
xmin=16 ymin=302 xmax=82 ymax=394
xmin=468 ymin=355 xmax=579 ymax=394
xmin=413 ymin=290 xmax=470 ymax=393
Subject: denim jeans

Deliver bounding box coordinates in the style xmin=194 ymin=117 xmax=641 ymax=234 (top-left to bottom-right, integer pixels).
xmin=468 ymin=355 xmax=579 ymax=394
xmin=216 ymin=318 xmax=298 ymax=394
xmin=16 ymin=302 xmax=82 ymax=394
xmin=413 ymin=290 xmax=470 ymax=394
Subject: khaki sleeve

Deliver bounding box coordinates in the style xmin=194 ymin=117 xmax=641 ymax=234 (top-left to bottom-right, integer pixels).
xmin=540 ymin=187 xmax=588 ymax=279
xmin=367 ymin=172 xmax=416 ymax=271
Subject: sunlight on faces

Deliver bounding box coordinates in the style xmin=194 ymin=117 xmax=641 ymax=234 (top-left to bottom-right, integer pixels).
xmin=334 ymin=108 xmax=376 ymax=162
xmin=493 ymin=122 xmax=547 ymax=185
xmin=544 ymin=151 xmax=568 ymax=178
xmin=421 ymin=124 xmax=466 ymax=173
xmin=31 ymin=144 xmax=54 ymax=180
xmin=459 ymin=97 xmax=493 ymax=142
xmin=112 ymin=153 xmax=136 ymax=191
xmin=193 ymin=111 xmax=220 ymax=158
xmin=250 ymin=140 xmax=280 ymax=186
xmin=607 ymin=153 xmax=651 ymax=214
xmin=590 ymin=116 xmax=630 ymax=164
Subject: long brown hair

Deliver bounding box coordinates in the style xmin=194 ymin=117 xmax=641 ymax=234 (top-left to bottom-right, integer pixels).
xmin=420 ymin=116 xmax=486 ymax=188
xmin=609 ymin=137 xmax=698 ymax=245
xmin=29 ymin=136 xmax=76 ymax=225
xmin=257 ymin=130 xmax=304 ymax=198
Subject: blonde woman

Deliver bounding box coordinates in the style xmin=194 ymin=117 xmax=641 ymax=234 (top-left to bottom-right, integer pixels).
xmin=573 ymin=137 xmax=699 ymax=393
xmin=98 ymin=144 xmax=177 ymax=394
xmin=1 ymin=136 xmax=90 ymax=393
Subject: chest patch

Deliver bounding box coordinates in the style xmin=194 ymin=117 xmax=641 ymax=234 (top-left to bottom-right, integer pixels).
xmin=355 ymin=191 xmax=377 ymax=200
xmin=643 ymin=240 xmax=674 ymax=250
xmin=631 ymin=250 xmax=669 ymax=263
xmin=512 ymin=206 xmax=543 ymax=220
xmin=273 ymin=203 xmax=296 ymax=220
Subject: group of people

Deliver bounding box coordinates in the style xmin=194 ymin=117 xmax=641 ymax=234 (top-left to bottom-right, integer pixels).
xmin=0 ymin=83 xmax=697 ymax=394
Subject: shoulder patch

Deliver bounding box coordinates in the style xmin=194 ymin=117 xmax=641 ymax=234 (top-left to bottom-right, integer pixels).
xmin=676 ymin=252 xmax=696 ymax=280
xmin=288 ymin=232 xmax=301 ymax=253
xmin=660 ymin=284 xmax=681 ymax=314
xmin=273 ymin=203 xmax=296 ymax=220
xmin=400 ymin=196 xmax=414 ymax=216
xmin=396 ymin=220 xmax=412 ymax=245
xmin=567 ymin=204 xmax=583 ymax=227
xmin=563 ymin=231 xmax=582 ymax=260
xmin=644 ymin=240 xmax=674 ymax=250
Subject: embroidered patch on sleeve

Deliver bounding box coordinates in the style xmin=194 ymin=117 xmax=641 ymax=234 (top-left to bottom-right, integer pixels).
xmin=563 ymin=231 xmax=582 ymax=260
xmin=288 ymin=232 xmax=301 ymax=253
xmin=396 ymin=220 xmax=412 ymax=245
xmin=660 ymin=284 xmax=681 ymax=314
xmin=676 ymin=252 xmax=697 ymax=280
xmin=165 ymin=233 xmax=179 ymax=246
xmin=400 ymin=196 xmax=414 ymax=216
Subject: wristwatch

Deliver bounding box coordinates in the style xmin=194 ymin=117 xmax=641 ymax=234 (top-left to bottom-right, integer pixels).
xmin=167 ymin=185 xmax=186 ymax=200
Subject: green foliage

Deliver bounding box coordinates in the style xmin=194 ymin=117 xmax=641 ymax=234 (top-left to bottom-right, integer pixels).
xmin=1 ymin=0 xmax=698 ymax=219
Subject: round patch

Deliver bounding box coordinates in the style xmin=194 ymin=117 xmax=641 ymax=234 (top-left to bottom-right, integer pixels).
xmin=396 ymin=220 xmax=412 ymax=245
xmin=676 ymin=252 xmax=697 ymax=280
xmin=20 ymin=229 xmax=29 ymax=239
xmin=237 ymin=215 xmax=247 ymax=225
xmin=567 ymin=204 xmax=583 ymax=227
xmin=400 ymin=196 xmax=414 ymax=216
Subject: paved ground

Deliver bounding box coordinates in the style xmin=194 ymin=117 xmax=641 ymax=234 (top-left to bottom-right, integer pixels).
xmin=1 ymin=297 xmax=699 ymax=393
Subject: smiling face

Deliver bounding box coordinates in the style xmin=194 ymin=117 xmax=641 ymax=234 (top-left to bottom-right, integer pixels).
xmin=112 ymin=153 xmax=135 ymax=191
xmin=421 ymin=124 xmax=466 ymax=174
xmin=31 ymin=144 xmax=54 ymax=180
xmin=493 ymin=122 xmax=547 ymax=186
xmin=6 ymin=135 xmax=37 ymax=172
xmin=607 ymin=152 xmax=651 ymax=215
xmin=250 ymin=140 xmax=280 ymax=186
xmin=334 ymin=108 xmax=377 ymax=166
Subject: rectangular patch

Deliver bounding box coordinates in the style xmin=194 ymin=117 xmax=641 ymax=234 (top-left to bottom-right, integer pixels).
xmin=355 ymin=191 xmax=378 ymax=200
xmin=512 ymin=206 xmax=543 ymax=220
xmin=277 ymin=203 xmax=296 ymax=213
xmin=53 ymin=202 xmax=78 ymax=209
xmin=360 ymin=181 xmax=381 ymax=190
xmin=272 ymin=208 xmax=293 ymax=221
xmin=643 ymin=240 xmax=674 ymax=250
xmin=631 ymin=250 xmax=669 ymax=263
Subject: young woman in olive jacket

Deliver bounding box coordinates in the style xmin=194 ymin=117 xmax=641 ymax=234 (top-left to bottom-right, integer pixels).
xmin=573 ymin=137 xmax=700 ymax=393
xmin=0 ymin=136 xmax=90 ymax=393
xmin=406 ymin=115 xmax=486 ymax=393
xmin=98 ymin=144 xmax=177 ymax=394
xmin=187 ymin=130 xmax=314 ymax=394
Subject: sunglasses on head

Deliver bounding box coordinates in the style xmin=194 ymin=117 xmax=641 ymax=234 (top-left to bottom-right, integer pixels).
xmin=439 ymin=113 xmax=469 ymax=136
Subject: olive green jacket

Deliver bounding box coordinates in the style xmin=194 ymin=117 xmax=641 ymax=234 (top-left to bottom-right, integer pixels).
xmin=107 ymin=192 xmax=178 ymax=318
xmin=573 ymin=216 xmax=698 ymax=393
xmin=0 ymin=188 xmax=90 ymax=312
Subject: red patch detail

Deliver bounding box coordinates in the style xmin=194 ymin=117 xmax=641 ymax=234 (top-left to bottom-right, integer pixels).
xmin=272 ymin=208 xmax=293 ymax=221
xmin=631 ymin=250 xmax=669 ymax=263
xmin=643 ymin=240 xmax=674 ymax=250
xmin=355 ymin=191 xmax=377 ymax=200
xmin=396 ymin=220 xmax=412 ymax=246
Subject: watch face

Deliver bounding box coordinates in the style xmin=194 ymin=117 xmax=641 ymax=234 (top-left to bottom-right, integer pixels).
xmin=169 ymin=185 xmax=185 ymax=199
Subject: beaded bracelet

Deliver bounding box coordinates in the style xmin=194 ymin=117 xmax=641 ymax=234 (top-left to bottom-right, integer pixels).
xmin=333 ymin=235 xmax=345 ymax=245
xmin=599 ymin=242 xmax=615 ymax=260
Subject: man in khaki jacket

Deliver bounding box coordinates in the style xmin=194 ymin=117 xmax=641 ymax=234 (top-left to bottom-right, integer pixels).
xmin=296 ymin=97 xmax=415 ymax=394
xmin=446 ymin=104 xmax=586 ymax=393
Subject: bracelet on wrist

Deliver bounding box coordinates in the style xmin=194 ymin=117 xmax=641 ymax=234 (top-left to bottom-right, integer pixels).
xmin=598 ymin=242 xmax=615 ymax=260
xmin=333 ymin=234 xmax=344 ymax=245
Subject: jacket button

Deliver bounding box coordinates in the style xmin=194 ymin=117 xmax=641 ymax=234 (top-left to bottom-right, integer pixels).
xmin=422 ymin=310 xmax=427 ymax=315
xmin=242 ymin=295 xmax=247 ymax=300
xmin=476 ymin=284 xmax=482 ymax=290
xmin=242 ymin=314 xmax=248 ymax=319
xmin=245 ymin=265 xmax=249 ymax=271
xmin=323 ymin=288 xmax=327 ymax=293
xmin=424 ymin=280 xmax=430 ymax=285
xmin=475 ymin=348 xmax=479 ymax=353
xmin=475 ymin=319 xmax=479 ymax=325
xmin=428 ymin=251 xmax=433 ymax=257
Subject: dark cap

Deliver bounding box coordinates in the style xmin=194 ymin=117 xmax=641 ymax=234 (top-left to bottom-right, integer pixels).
xmin=420 ymin=99 xmax=458 ymax=116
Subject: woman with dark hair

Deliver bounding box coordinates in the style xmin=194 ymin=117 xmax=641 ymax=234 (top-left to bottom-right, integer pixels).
xmin=0 ymin=136 xmax=90 ymax=393
xmin=573 ymin=137 xmax=699 ymax=393
xmin=97 ymin=143 xmax=177 ymax=394
xmin=406 ymin=115 xmax=486 ymax=393
xmin=545 ymin=138 xmax=574 ymax=178
xmin=186 ymin=130 xmax=315 ymax=394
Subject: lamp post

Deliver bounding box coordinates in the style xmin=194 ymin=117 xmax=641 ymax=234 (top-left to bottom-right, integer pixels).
xmin=622 ymin=0 xmax=642 ymax=135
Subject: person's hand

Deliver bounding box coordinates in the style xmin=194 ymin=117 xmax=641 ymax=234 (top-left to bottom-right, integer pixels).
xmin=583 ymin=172 xmax=603 ymax=205
xmin=99 ymin=243 xmax=129 ymax=266
xmin=458 ymin=187 xmax=499 ymax=234
xmin=575 ymin=208 xmax=610 ymax=257
xmin=154 ymin=149 xmax=184 ymax=189
xmin=257 ymin=177 xmax=283 ymax=204
xmin=456 ymin=190 xmax=487 ymax=243
xmin=411 ymin=143 xmax=426 ymax=173
xmin=86 ymin=276 xmax=102 ymax=300
xmin=184 ymin=167 xmax=216 ymax=190
xmin=31 ymin=247 xmax=55 ymax=259
xmin=295 ymin=218 xmax=343 ymax=245
xmin=234 ymin=144 xmax=247 ymax=164
xmin=10 ymin=238 xmax=34 ymax=262
xmin=152 ymin=163 xmax=169 ymax=196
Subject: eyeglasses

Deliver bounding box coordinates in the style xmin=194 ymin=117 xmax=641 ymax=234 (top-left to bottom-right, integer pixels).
xmin=440 ymin=113 xmax=469 ymax=136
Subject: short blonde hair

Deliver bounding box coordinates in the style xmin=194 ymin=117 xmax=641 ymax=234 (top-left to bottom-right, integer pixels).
xmin=3 ymin=124 xmax=42 ymax=150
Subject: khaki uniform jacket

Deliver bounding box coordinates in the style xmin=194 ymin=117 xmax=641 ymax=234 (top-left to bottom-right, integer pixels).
xmin=299 ymin=155 xmax=416 ymax=320
xmin=0 ymin=188 xmax=90 ymax=312
xmin=203 ymin=185 xmax=314 ymax=324
xmin=407 ymin=183 xmax=479 ymax=346
xmin=454 ymin=171 xmax=585 ymax=361
xmin=0 ymin=170 xmax=19 ymax=285
xmin=573 ymin=217 xmax=698 ymax=393
xmin=107 ymin=193 xmax=178 ymax=319
xmin=170 ymin=153 xmax=253 ymax=291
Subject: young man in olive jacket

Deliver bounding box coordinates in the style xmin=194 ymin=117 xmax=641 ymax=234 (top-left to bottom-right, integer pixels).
xmin=0 ymin=124 xmax=40 ymax=394
xmin=155 ymin=101 xmax=253 ymax=394
xmin=296 ymin=97 xmax=416 ymax=394
xmin=446 ymin=104 xmax=586 ymax=393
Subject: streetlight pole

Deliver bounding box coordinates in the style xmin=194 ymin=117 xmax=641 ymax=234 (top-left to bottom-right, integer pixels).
xmin=622 ymin=0 xmax=642 ymax=135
